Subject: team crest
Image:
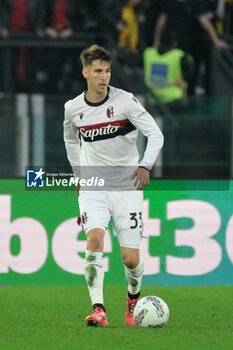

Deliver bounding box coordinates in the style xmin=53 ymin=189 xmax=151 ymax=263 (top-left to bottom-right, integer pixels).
xmin=106 ymin=106 xmax=114 ymax=118
xmin=81 ymin=212 xmax=88 ymax=224
xmin=77 ymin=212 xmax=88 ymax=231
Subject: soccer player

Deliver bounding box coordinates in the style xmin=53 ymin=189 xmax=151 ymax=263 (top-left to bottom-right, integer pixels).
xmin=63 ymin=45 xmax=164 ymax=327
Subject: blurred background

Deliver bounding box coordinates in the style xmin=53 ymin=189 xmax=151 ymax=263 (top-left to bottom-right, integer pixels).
xmin=1 ymin=0 xmax=233 ymax=308
xmin=0 ymin=0 xmax=233 ymax=179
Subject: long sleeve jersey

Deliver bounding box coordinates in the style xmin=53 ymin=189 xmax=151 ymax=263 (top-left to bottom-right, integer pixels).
xmin=64 ymin=86 xmax=164 ymax=177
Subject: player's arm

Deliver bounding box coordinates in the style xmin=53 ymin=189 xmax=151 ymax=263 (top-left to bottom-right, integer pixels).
xmin=127 ymin=95 xmax=164 ymax=190
xmin=63 ymin=101 xmax=81 ymax=196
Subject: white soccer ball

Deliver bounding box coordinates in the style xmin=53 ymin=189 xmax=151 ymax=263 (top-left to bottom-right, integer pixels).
xmin=134 ymin=296 xmax=169 ymax=328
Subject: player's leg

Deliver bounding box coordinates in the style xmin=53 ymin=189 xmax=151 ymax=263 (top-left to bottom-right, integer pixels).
xmin=85 ymin=228 xmax=105 ymax=309
xmin=121 ymin=246 xmax=144 ymax=326
xmin=84 ymin=228 xmax=108 ymax=326
xmin=111 ymin=191 xmax=144 ymax=326
xmin=78 ymin=191 xmax=110 ymax=327
xmin=121 ymin=247 xmax=143 ymax=296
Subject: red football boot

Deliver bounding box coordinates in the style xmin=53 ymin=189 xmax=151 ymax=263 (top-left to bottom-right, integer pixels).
xmin=85 ymin=307 xmax=108 ymax=327
xmin=125 ymin=296 xmax=140 ymax=326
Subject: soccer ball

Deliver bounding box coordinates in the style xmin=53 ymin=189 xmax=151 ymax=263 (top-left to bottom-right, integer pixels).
xmin=134 ymin=296 xmax=169 ymax=328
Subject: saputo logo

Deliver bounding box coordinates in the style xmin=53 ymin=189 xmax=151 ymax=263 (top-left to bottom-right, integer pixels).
xmin=79 ymin=124 xmax=119 ymax=141
xmin=77 ymin=120 xmax=136 ymax=142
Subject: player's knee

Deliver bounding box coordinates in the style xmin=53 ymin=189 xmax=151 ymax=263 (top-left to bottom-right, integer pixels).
xmin=87 ymin=230 xmax=103 ymax=251
xmin=122 ymin=256 xmax=138 ymax=269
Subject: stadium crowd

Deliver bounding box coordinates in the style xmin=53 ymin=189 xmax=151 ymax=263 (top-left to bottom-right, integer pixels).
xmin=0 ymin=0 xmax=232 ymax=96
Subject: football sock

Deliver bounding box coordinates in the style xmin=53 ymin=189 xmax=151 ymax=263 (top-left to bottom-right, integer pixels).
xmin=85 ymin=250 xmax=104 ymax=306
xmin=93 ymin=303 xmax=106 ymax=312
xmin=128 ymin=291 xmax=140 ymax=300
xmin=124 ymin=260 xmax=144 ymax=295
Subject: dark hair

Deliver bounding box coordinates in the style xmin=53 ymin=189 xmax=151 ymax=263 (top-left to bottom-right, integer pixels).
xmin=80 ymin=44 xmax=112 ymax=67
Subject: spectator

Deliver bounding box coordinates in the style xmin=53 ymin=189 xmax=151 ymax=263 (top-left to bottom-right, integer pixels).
xmin=37 ymin=0 xmax=85 ymax=92
xmin=144 ymin=0 xmax=162 ymax=47
xmin=0 ymin=0 xmax=11 ymax=37
xmin=118 ymin=0 xmax=140 ymax=52
xmin=81 ymin=0 xmax=103 ymax=33
xmin=156 ymin=0 xmax=229 ymax=95
xmin=153 ymin=0 xmax=228 ymax=95
xmin=0 ymin=0 xmax=42 ymax=91
xmin=118 ymin=0 xmax=146 ymax=52
xmin=39 ymin=0 xmax=84 ymax=39
xmin=193 ymin=0 xmax=226 ymax=95
xmin=99 ymin=0 xmax=122 ymax=42
xmin=206 ymin=0 xmax=225 ymax=32
xmin=154 ymin=0 xmax=228 ymax=54
xmin=134 ymin=0 xmax=147 ymax=52
xmin=144 ymin=29 xmax=194 ymax=107
xmin=0 ymin=0 xmax=42 ymax=37
xmin=225 ymin=0 xmax=233 ymax=35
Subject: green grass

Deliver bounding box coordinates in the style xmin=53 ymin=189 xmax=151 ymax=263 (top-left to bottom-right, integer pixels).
xmin=0 ymin=286 xmax=233 ymax=350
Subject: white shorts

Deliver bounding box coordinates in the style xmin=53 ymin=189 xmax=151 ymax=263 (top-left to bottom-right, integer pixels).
xmin=78 ymin=191 xmax=143 ymax=249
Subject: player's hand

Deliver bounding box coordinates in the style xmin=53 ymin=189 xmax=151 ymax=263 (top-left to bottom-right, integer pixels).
xmin=131 ymin=167 xmax=150 ymax=191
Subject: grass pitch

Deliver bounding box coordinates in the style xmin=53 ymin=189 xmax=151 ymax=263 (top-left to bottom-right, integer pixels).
xmin=0 ymin=285 xmax=232 ymax=350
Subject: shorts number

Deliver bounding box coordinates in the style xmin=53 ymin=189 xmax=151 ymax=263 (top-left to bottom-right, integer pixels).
xmin=130 ymin=212 xmax=142 ymax=229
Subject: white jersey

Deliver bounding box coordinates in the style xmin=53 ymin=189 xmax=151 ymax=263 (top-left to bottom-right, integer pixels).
xmin=63 ymin=86 xmax=164 ymax=175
